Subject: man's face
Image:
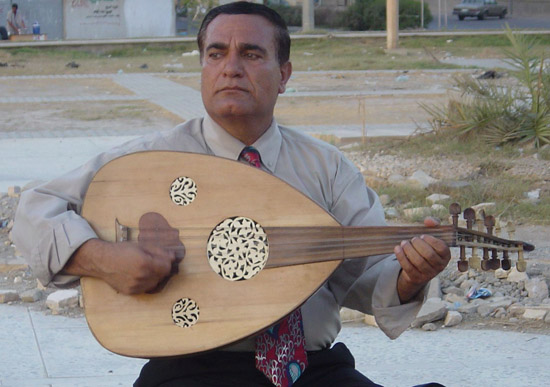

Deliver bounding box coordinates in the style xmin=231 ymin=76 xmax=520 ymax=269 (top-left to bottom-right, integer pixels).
xmin=200 ymin=14 xmax=291 ymax=124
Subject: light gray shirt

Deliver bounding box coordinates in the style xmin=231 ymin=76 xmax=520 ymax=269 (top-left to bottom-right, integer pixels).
xmin=12 ymin=116 xmax=424 ymax=351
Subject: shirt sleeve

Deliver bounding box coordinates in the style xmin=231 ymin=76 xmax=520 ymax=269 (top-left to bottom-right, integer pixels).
xmin=326 ymin=156 xmax=425 ymax=339
xmin=11 ymin=130 xmax=181 ymax=287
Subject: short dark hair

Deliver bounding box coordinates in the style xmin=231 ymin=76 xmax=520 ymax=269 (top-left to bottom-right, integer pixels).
xmin=197 ymin=1 xmax=290 ymax=65
xmin=12 ymin=3 xmax=18 ymax=9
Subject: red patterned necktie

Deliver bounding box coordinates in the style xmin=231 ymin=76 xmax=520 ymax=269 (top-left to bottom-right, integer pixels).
xmin=238 ymin=146 xmax=308 ymax=387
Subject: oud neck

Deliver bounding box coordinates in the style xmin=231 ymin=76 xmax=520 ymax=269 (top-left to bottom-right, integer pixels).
xmin=265 ymin=225 xmax=456 ymax=267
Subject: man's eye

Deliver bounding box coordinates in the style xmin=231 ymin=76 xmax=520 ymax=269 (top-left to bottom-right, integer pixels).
xmin=208 ymin=52 xmax=222 ymax=59
xmin=244 ymin=53 xmax=260 ymax=60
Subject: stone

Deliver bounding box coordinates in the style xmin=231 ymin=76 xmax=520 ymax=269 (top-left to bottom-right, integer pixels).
xmin=379 ymin=194 xmax=391 ymax=206
xmin=0 ymin=290 xmax=20 ymax=303
xmin=412 ymin=298 xmax=447 ymax=328
xmin=471 ymin=202 xmax=496 ymax=213
xmin=477 ymin=297 xmax=514 ymax=317
xmin=523 ymin=308 xmax=548 ymax=320
xmin=340 ymin=307 xmax=364 ymax=322
xmin=431 ymin=204 xmax=446 ymax=212
xmin=363 ymin=314 xmax=378 ymax=327
xmin=426 ymin=193 xmax=450 ymax=205
xmin=426 ymin=277 xmax=442 ymax=299
xmin=443 ymin=311 xmax=463 ymax=327
xmin=495 ymin=268 xmax=509 ymax=279
xmin=407 ymin=170 xmax=437 ymax=188
xmin=388 ymin=174 xmax=405 ymax=184
xmin=384 ymin=207 xmax=399 ymax=219
xmin=525 ymin=278 xmax=549 ymax=301
xmin=422 ymin=323 xmax=438 ymax=331
xmin=36 ymin=279 xmax=47 ymax=290
xmin=442 ymin=286 xmax=464 ymax=296
xmin=46 ymin=289 xmax=79 ymax=311
xmin=444 ymin=293 xmax=466 ymax=304
xmin=403 ymin=207 xmax=431 ymax=219
xmin=507 ymin=268 xmax=529 ymax=283
xmin=7 ymin=186 xmax=21 ymax=198
xmin=458 ymin=299 xmax=485 ymax=314
xmin=20 ymin=289 xmax=44 ymax=302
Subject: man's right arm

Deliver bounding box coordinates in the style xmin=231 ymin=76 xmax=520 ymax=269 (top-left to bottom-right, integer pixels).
xmin=64 ymin=238 xmax=179 ymax=294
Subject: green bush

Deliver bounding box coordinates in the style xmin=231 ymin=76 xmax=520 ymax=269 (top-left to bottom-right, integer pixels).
xmin=343 ymin=0 xmax=432 ymax=31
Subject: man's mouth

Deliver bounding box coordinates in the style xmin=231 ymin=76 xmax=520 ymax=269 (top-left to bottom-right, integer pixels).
xmin=218 ymin=86 xmax=248 ymax=93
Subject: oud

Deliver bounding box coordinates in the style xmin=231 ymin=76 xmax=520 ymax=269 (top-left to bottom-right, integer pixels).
xmin=80 ymin=151 xmax=533 ymax=358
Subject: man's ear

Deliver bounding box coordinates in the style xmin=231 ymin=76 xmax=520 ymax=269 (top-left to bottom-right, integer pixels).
xmin=278 ymin=61 xmax=293 ymax=94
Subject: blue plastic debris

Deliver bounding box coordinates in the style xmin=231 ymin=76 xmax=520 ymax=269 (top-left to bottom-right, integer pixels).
xmin=466 ymin=285 xmax=492 ymax=300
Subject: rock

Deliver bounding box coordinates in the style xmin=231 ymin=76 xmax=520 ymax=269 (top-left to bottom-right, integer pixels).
xmin=444 ymin=293 xmax=466 ymax=304
xmin=458 ymin=299 xmax=484 ymax=314
xmin=403 ymin=207 xmax=431 ymax=219
xmin=422 ymin=322 xmax=437 ymax=331
xmin=426 ymin=193 xmax=450 ymax=205
xmin=471 ymin=202 xmax=496 ymax=213
xmin=384 ymin=207 xmax=399 ymax=218
xmin=507 ymin=267 xmax=529 ymax=283
xmin=388 ymin=174 xmax=405 ymax=184
xmin=443 ymin=311 xmax=463 ymax=327
xmin=340 ymin=307 xmax=364 ymax=322
xmin=407 ymin=170 xmax=437 ymax=188
xmin=477 ymin=297 xmax=514 ymax=317
xmin=46 ymin=289 xmax=79 ymax=312
xmin=525 ymin=278 xmax=549 ymax=301
xmin=523 ymin=308 xmax=548 ymax=320
xmin=442 ymin=286 xmax=464 ymax=296
xmin=427 ymin=277 xmax=442 ymax=299
xmin=7 ymin=186 xmax=21 ymax=198
xmin=412 ymin=298 xmax=447 ymax=328
xmin=495 ymin=268 xmax=509 ymax=279
xmin=0 ymin=290 xmax=19 ymax=303
xmin=20 ymin=289 xmax=44 ymax=302
xmin=378 ymin=194 xmax=391 ymax=206
xmin=363 ymin=314 xmax=378 ymax=327
xmin=431 ymin=204 xmax=446 ymax=212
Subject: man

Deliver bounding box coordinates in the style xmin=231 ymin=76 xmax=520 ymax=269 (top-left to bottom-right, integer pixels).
xmin=13 ymin=2 xmax=450 ymax=386
xmin=6 ymin=3 xmax=25 ymax=36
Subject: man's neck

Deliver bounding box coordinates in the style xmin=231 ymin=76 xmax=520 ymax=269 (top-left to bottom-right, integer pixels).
xmin=211 ymin=115 xmax=272 ymax=146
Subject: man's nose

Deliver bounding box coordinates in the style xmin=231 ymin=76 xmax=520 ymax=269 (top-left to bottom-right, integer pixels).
xmin=222 ymin=51 xmax=244 ymax=77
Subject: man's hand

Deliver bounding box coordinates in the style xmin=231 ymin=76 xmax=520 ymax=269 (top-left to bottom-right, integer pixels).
xmin=65 ymin=238 xmax=182 ymax=295
xmin=394 ymin=217 xmax=451 ymax=303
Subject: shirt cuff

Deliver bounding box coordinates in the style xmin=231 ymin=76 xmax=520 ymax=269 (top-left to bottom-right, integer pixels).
xmin=372 ymin=258 xmax=426 ymax=339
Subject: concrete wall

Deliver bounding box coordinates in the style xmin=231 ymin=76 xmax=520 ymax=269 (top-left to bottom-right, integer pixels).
xmin=64 ymin=0 xmax=175 ymax=40
xmin=1 ymin=0 xmax=64 ymax=40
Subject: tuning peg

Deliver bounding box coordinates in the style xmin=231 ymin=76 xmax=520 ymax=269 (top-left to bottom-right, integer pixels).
xmin=501 ymin=250 xmax=511 ymax=271
xmin=463 ymin=208 xmax=476 ymax=230
xmin=449 ymin=203 xmax=461 ymax=227
xmin=458 ymin=260 xmax=469 ymax=272
xmin=484 ymin=215 xmax=495 ymax=234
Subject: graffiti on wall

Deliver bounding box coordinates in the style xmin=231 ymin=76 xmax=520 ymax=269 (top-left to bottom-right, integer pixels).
xmin=70 ymin=0 xmax=121 ymax=25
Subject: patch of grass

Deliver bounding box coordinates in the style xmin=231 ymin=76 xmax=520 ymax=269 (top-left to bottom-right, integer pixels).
xmin=63 ymin=104 xmax=152 ymax=121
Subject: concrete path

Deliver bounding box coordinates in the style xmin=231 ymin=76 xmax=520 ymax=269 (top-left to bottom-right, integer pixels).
xmin=2 ymin=303 xmax=550 ymax=386
xmin=0 ymin=71 xmax=444 ymax=192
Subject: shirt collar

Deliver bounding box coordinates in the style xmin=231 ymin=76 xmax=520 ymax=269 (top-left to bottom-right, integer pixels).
xmin=203 ymin=114 xmax=282 ymax=173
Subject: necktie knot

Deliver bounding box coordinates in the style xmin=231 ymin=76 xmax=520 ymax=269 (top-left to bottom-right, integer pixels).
xmin=239 ymin=146 xmax=262 ymax=169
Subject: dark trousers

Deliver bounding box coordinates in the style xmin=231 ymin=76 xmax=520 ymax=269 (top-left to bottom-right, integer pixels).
xmin=134 ymin=342 xmax=444 ymax=387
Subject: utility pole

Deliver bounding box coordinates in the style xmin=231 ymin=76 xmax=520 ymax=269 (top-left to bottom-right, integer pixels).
xmin=387 ymin=0 xmax=399 ymax=49
xmin=302 ymin=0 xmax=315 ymax=32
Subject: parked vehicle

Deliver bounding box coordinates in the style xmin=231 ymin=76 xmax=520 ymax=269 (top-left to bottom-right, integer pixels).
xmin=453 ymin=0 xmax=507 ymax=20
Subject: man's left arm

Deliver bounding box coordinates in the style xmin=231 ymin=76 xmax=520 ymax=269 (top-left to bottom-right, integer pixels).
xmin=326 ymin=156 xmax=450 ymax=338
